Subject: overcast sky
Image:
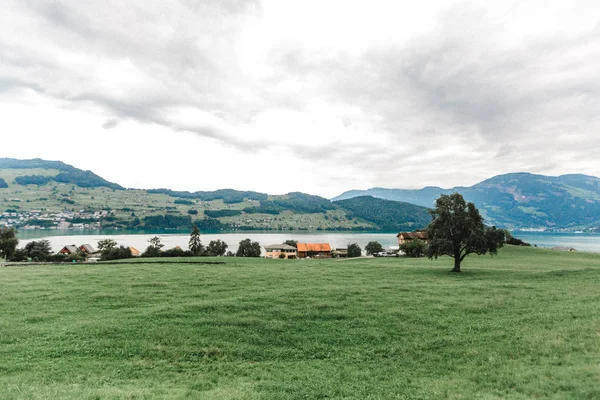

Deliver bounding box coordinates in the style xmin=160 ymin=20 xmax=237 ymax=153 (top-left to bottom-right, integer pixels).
xmin=1 ymin=1 xmax=599 ymax=198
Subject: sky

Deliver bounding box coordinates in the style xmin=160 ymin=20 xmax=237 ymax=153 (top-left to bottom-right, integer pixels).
xmin=1 ymin=0 xmax=599 ymax=198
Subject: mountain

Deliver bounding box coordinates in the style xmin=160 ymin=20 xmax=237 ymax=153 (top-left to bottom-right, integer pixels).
xmin=334 ymin=196 xmax=431 ymax=232
xmin=0 ymin=158 xmax=425 ymax=232
xmin=0 ymin=158 xmax=123 ymax=190
xmin=333 ymin=172 xmax=600 ymax=229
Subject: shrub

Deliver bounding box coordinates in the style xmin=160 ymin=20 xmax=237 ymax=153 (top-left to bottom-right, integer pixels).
xmin=347 ymin=243 xmax=362 ymax=258
xmin=400 ymin=239 xmax=427 ymax=257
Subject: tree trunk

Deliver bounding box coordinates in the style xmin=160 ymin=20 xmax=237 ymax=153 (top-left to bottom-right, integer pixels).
xmin=452 ymin=257 xmax=461 ymax=272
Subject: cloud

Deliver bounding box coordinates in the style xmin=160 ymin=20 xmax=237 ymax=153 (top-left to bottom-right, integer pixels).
xmin=1 ymin=0 xmax=600 ymax=196
xmin=101 ymin=119 xmax=119 ymax=129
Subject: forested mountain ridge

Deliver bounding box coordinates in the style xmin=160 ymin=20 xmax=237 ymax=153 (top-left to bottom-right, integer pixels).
xmin=0 ymin=158 xmax=428 ymax=232
xmin=0 ymin=158 xmax=123 ymax=190
xmin=333 ymin=172 xmax=600 ymax=229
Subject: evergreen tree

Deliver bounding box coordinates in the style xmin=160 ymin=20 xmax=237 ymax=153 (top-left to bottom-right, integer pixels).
xmin=188 ymin=224 xmax=204 ymax=255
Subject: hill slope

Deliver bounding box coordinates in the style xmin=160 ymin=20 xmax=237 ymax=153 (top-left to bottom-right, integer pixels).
xmin=0 ymin=158 xmax=426 ymax=232
xmin=0 ymin=158 xmax=123 ymax=190
xmin=333 ymin=172 xmax=600 ymax=229
xmin=334 ymin=196 xmax=431 ymax=232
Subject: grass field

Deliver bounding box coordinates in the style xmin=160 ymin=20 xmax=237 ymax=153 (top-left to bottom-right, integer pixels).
xmin=1 ymin=246 xmax=599 ymax=399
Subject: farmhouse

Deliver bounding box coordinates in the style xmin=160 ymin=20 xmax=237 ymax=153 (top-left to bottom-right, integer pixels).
xmin=79 ymin=244 xmax=96 ymax=254
xmin=397 ymin=231 xmax=428 ymax=245
xmin=264 ymin=244 xmax=297 ymax=259
xmin=58 ymin=245 xmax=79 ymax=255
xmin=296 ymin=243 xmax=332 ymax=258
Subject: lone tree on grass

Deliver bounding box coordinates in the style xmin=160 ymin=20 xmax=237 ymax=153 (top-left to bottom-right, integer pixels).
xmin=426 ymin=193 xmax=505 ymax=272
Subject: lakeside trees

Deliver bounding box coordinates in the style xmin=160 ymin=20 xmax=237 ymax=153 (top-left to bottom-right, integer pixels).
xmin=206 ymin=240 xmax=228 ymax=256
xmin=365 ymin=241 xmax=383 ymax=255
xmin=236 ymin=239 xmax=261 ymax=257
xmin=0 ymin=227 xmax=18 ymax=260
xmin=347 ymin=243 xmax=362 ymax=257
xmin=426 ymin=193 xmax=505 ymax=272
xmin=188 ymin=224 xmax=203 ymax=256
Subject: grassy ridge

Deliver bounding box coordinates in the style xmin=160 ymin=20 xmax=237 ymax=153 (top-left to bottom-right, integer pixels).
xmin=1 ymin=246 xmax=599 ymax=399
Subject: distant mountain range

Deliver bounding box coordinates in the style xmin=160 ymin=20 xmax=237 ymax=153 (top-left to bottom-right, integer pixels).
xmin=332 ymin=173 xmax=600 ymax=229
xmin=2 ymin=158 xmax=599 ymax=231
xmin=0 ymin=158 xmax=429 ymax=232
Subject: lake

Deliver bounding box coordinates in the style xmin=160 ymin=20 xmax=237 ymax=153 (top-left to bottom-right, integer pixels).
xmin=15 ymin=230 xmax=600 ymax=253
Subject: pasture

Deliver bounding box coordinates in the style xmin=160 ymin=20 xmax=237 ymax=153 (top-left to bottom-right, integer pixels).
xmin=1 ymin=246 xmax=599 ymax=399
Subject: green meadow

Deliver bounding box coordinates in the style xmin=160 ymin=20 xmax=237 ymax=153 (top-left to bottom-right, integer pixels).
xmin=1 ymin=246 xmax=599 ymax=399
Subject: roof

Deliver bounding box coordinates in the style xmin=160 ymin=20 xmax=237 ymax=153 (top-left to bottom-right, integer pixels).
xmin=397 ymin=231 xmax=428 ymax=240
xmin=79 ymin=244 xmax=96 ymax=253
xmin=129 ymin=247 xmax=141 ymax=256
xmin=297 ymin=243 xmax=332 ymax=252
xmin=60 ymin=245 xmax=79 ymax=254
xmin=265 ymin=244 xmax=297 ymax=251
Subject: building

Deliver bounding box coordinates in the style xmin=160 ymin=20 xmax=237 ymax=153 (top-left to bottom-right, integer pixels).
xmin=264 ymin=244 xmax=297 ymax=259
xmin=296 ymin=243 xmax=332 ymax=258
xmin=129 ymin=247 xmax=141 ymax=257
xmin=79 ymin=244 xmax=96 ymax=254
xmin=332 ymin=248 xmax=347 ymax=258
xmin=397 ymin=231 xmax=428 ymax=245
xmin=58 ymin=245 xmax=79 ymax=255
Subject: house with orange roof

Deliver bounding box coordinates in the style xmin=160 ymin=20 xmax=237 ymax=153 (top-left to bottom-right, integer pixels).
xmin=296 ymin=243 xmax=332 ymax=258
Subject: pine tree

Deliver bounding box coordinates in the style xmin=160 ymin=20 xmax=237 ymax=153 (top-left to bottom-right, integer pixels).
xmin=188 ymin=224 xmax=204 ymax=256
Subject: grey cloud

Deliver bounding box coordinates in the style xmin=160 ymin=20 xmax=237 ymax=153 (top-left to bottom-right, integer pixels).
xmin=101 ymin=119 xmax=119 ymax=129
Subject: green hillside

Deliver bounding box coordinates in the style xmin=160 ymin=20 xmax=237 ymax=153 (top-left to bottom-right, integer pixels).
xmin=0 ymin=158 xmax=426 ymax=232
xmin=334 ymin=196 xmax=431 ymax=231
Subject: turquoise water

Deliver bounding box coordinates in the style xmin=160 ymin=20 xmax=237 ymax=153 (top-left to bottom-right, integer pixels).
xmin=513 ymin=231 xmax=600 ymax=252
xmin=16 ymin=230 xmax=600 ymax=253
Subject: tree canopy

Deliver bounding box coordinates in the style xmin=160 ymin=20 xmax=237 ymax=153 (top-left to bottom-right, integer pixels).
xmin=206 ymin=240 xmax=228 ymax=256
xmin=365 ymin=241 xmax=383 ymax=255
xmin=0 ymin=227 xmax=19 ymax=260
xmin=188 ymin=224 xmax=203 ymax=256
xmin=347 ymin=243 xmax=362 ymax=258
xmin=236 ymin=239 xmax=261 ymax=257
xmin=426 ymin=193 xmax=505 ymax=272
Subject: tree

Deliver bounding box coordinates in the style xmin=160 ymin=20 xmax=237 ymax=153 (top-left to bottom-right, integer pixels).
xmin=365 ymin=241 xmax=384 ymax=255
xmin=142 ymin=236 xmax=164 ymax=258
xmin=206 ymin=240 xmax=228 ymax=256
xmin=149 ymin=236 xmax=164 ymax=249
xmin=0 ymin=227 xmax=19 ymax=261
xmin=24 ymin=240 xmax=52 ymax=261
xmin=236 ymin=238 xmax=261 ymax=257
xmin=283 ymin=240 xmax=298 ymax=248
xmin=101 ymin=246 xmax=133 ymax=261
xmin=97 ymin=239 xmax=117 ymax=251
xmin=188 ymin=224 xmax=204 ymax=256
xmin=347 ymin=243 xmax=362 ymax=258
xmin=426 ymin=193 xmax=505 ymax=272
xmin=400 ymin=239 xmax=427 ymax=257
